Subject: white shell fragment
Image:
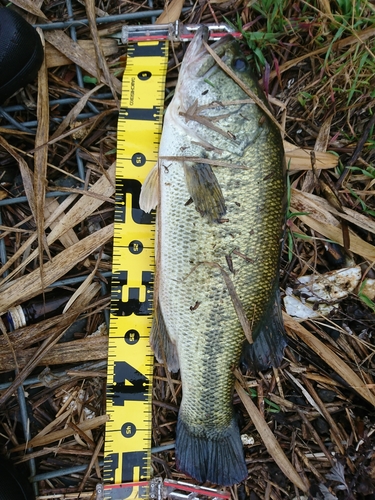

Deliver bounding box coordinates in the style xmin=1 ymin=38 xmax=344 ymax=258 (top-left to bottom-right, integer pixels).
xmin=284 ymin=292 xmax=329 ymax=319
xmin=240 ymin=434 xmax=255 ymax=446
xmin=284 ymin=267 xmax=362 ymax=320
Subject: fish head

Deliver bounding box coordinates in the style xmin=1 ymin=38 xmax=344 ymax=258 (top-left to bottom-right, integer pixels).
xmin=168 ymin=26 xmax=274 ymax=157
xmin=179 ymin=26 xmax=259 ymax=95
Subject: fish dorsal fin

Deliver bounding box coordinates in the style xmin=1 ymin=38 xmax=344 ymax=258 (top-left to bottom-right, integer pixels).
xmin=184 ymin=161 xmax=226 ymax=223
xmin=139 ymin=163 xmax=159 ymax=213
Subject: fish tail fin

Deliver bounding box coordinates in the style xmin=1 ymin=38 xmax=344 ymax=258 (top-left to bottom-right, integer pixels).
xmin=243 ymin=285 xmax=287 ymax=372
xmin=175 ymin=415 xmax=248 ymax=486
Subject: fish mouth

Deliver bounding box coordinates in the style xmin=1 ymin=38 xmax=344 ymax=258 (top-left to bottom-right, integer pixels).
xmin=182 ymin=26 xmax=235 ymax=79
xmin=182 ymin=26 xmax=210 ymax=67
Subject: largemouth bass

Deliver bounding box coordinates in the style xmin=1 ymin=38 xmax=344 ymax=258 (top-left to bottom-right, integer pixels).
xmin=140 ymin=26 xmax=287 ymax=486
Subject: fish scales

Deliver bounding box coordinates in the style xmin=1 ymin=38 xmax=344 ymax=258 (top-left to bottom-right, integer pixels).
xmin=140 ymin=26 xmax=286 ymax=486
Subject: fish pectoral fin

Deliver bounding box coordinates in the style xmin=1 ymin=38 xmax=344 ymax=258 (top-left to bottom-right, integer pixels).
xmin=151 ymin=303 xmax=179 ymax=372
xmin=139 ymin=163 xmax=159 ymax=213
xmin=242 ymin=282 xmax=287 ymax=372
xmin=184 ymin=162 xmax=226 ymax=223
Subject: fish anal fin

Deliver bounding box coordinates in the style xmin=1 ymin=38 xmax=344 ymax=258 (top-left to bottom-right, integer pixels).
xmin=184 ymin=162 xmax=226 ymax=223
xmin=139 ymin=163 xmax=159 ymax=213
xmin=151 ymin=303 xmax=179 ymax=372
xmin=242 ymin=283 xmax=287 ymax=372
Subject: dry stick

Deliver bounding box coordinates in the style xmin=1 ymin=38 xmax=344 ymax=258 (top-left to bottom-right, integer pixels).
xmin=235 ymin=381 xmax=308 ymax=492
xmin=0 ymin=137 xmax=36 ymax=224
xmin=296 ymin=409 xmax=335 ymax=467
xmin=50 ymin=84 xmax=104 ymax=141
xmin=78 ymin=434 xmax=104 ymax=492
xmin=292 ymin=188 xmax=375 ymax=236
xmin=0 ymin=332 xmax=108 ymax=371
xmin=160 ymin=156 xmax=248 ymax=169
xmin=293 ymin=453 xmax=310 ymax=497
xmin=179 ymin=111 xmax=237 ymax=141
xmin=11 ymin=415 xmax=109 ymax=452
xmin=67 ymin=422 xmax=96 ymax=449
xmin=301 ymin=377 xmax=348 ymax=457
xmin=46 ymin=185 xmax=115 ymax=203
xmin=311 ymin=156 xmax=350 ymax=250
xmin=8 ymin=0 xmax=47 ymax=18
xmin=46 ymin=38 xmax=118 ymax=69
xmin=0 ymin=314 xmax=81 ymax=407
xmin=295 ymin=447 xmax=325 ymax=483
xmin=302 ymin=381 xmax=356 ymax=477
xmin=296 ymin=214 xmax=375 ymax=262
xmin=155 ymin=0 xmax=184 ymax=23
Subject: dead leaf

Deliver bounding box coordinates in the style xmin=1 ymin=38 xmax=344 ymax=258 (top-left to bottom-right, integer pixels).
xmin=50 ymin=84 xmax=104 ymax=141
xmin=85 ymin=0 xmax=119 ymax=107
xmin=0 ymin=163 xmax=116 ymax=283
xmin=283 ymin=313 xmax=375 ymax=407
xmin=7 ymin=0 xmax=47 ymax=19
xmin=314 ymin=115 xmax=333 ymax=153
xmin=44 ymin=30 xmax=121 ymax=94
xmin=284 ymin=140 xmax=338 ymax=171
xmin=156 ymin=0 xmax=185 ymax=24
xmin=34 ymin=28 xmax=52 ymax=277
xmin=0 ymin=224 xmax=113 ymax=314
xmin=291 ymin=189 xmax=375 ymax=261
xmin=45 ymin=39 xmax=118 ymax=68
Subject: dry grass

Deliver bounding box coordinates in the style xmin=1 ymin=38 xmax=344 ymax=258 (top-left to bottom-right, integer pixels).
xmin=0 ymin=1 xmax=374 ymax=499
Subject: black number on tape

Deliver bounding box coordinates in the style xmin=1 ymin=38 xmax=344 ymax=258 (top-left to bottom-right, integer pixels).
xmin=119 ymin=106 xmax=161 ymax=121
xmin=103 ymin=451 xmax=148 ymax=498
xmin=115 ymin=179 xmax=154 ymax=225
xmin=111 ymin=270 xmax=153 ymax=316
xmin=128 ymin=42 xmax=167 ymax=57
xmin=109 ymin=361 xmax=149 ymax=405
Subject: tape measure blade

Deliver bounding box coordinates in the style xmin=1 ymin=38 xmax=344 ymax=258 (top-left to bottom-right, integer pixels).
xmin=104 ymin=40 xmax=168 ymax=498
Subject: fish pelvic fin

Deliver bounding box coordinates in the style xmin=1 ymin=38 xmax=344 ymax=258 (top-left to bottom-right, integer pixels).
xmin=175 ymin=415 xmax=247 ymax=486
xmin=184 ymin=161 xmax=226 ymax=223
xmin=139 ymin=162 xmax=159 ymax=213
xmin=242 ymin=284 xmax=287 ymax=372
xmin=150 ymin=303 xmax=179 ymax=372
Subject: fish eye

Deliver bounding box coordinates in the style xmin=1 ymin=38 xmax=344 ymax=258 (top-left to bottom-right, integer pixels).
xmin=232 ymin=57 xmax=248 ymax=72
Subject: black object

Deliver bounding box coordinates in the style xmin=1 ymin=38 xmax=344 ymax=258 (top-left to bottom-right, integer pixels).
xmin=0 ymin=458 xmax=34 ymax=500
xmin=1 ymin=292 xmax=72 ymax=331
xmin=0 ymin=8 xmax=44 ymax=104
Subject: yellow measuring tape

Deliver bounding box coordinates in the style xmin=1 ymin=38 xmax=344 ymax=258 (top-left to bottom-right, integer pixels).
xmin=103 ymin=39 xmax=168 ymax=500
